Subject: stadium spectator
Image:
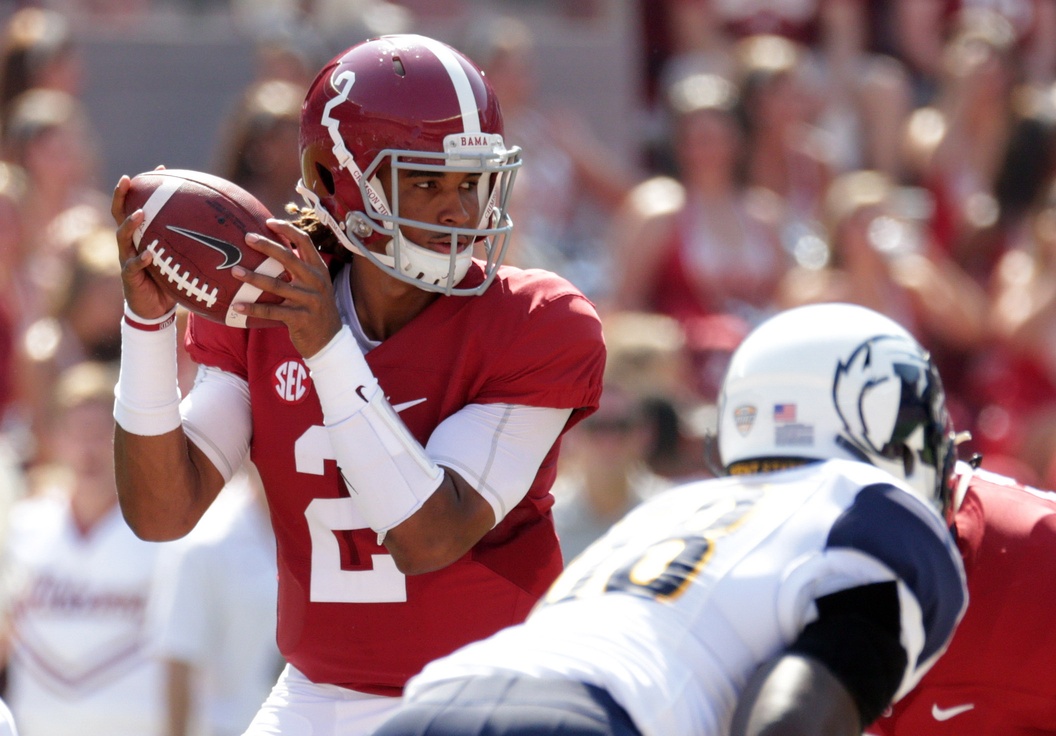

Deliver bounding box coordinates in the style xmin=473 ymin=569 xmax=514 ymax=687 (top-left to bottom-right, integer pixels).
xmin=610 ymin=71 xmax=786 ymax=330
xmin=977 ymin=174 xmax=1056 ymax=484
xmin=901 ymin=9 xmax=1044 ymax=284
xmin=609 ymin=71 xmax=787 ymax=402
xmin=0 ymin=8 xmax=82 ymax=136
xmin=0 ymin=361 xmax=166 ymax=736
xmin=648 ymin=0 xmax=912 ymax=178
xmin=19 ymin=225 xmax=123 ymax=467
xmin=591 ymin=309 xmax=708 ymax=481
xmin=148 ymin=463 xmax=283 ymax=736
xmin=1 ymin=88 xmax=109 ymax=272
xmin=876 ymin=0 xmax=1056 ymax=100
xmin=210 ymin=78 xmax=306 ymax=217
xmin=733 ymin=35 xmax=835 ymax=251
xmin=462 ymin=15 xmax=640 ymax=299
xmin=551 ymin=382 xmax=669 ymax=563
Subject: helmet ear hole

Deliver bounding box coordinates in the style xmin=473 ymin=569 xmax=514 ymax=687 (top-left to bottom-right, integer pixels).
xmin=315 ymin=163 xmax=336 ymax=196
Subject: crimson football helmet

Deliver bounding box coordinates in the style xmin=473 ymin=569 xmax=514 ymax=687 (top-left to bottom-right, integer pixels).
xmin=297 ymin=34 xmax=522 ymax=295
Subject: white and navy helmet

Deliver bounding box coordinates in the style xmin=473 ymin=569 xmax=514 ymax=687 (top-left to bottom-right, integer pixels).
xmin=718 ymin=303 xmax=958 ymax=519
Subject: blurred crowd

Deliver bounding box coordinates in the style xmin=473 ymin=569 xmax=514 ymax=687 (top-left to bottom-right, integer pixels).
xmin=0 ymin=0 xmax=1049 ymax=734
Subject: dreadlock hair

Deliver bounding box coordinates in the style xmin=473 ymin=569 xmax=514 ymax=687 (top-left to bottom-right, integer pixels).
xmin=285 ymin=203 xmax=354 ymax=262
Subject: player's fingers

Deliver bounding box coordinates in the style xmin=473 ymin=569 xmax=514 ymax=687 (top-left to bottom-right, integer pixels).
xmin=233 ymin=297 xmax=341 ymax=358
xmin=265 ymin=218 xmax=327 ymax=267
xmin=116 ymin=210 xmax=146 ymax=261
xmin=243 ymin=231 xmax=327 ymax=287
xmin=111 ymin=175 xmax=131 ymax=225
xmin=231 ymin=262 xmax=299 ymax=300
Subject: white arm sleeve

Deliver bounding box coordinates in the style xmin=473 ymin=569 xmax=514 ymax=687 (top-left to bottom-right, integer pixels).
xmin=427 ymin=403 xmax=573 ymax=526
xmin=179 ymin=365 xmax=252 ymax=483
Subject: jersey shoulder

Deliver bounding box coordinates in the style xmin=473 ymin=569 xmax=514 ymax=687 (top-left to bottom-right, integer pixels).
xmin=487 ymin=264 xmax=599 ymax=314
xmin=957 ymin=466 xmax=1056 ymax=569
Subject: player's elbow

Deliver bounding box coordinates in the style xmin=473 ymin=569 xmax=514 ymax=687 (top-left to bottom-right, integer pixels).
xmin=121 ymin=516 xmax=191 ymax=542
xmin=117 ymin=498 xmax=197 ymax=542
xmin=382 ymin=477 xmax=494 ymax=574
xmin=386 ymin=542 xmax=462 ymax=576
xmin=384 ymin=523 xmax=476 ymax=576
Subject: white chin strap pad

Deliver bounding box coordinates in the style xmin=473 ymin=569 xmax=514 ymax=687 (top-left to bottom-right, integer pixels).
xmin=384 ymin=235 xmax=473 ymax=288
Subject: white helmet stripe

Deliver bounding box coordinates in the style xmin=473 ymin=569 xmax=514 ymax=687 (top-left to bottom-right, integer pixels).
xmin=321 ymin=69 xmax=393 ymax=218
xmin=411 ymin=34 xmax=482 ymax=134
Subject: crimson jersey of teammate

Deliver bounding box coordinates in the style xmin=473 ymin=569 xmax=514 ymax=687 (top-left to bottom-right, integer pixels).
xmin=185 ymin=261 xmax=606 ymax=696
xmin=870 ymin=465 xmax=1056 ymax=734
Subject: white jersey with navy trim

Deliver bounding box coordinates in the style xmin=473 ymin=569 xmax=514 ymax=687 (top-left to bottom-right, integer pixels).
xmin=405 ymin=459 xmax=967 ymax=736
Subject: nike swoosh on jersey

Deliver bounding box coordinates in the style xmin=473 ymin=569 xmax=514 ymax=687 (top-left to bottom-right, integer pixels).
xmin=393 ymin=398 xmax=427 ymax=413
xmin=167 ymin=225 xmax=243 ymax=269
xmin=931 ymin=703 xmax=974 ymax=721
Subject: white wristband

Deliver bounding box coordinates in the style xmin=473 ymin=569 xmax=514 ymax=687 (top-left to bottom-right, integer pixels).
xmin=123 ymin=302 xmax=177 ymax=330
xmin=304 ymin=325 xmax=378 ymax=425
xmin=305 ymin=326 xmax=443 ymax=533
xmin=113 ymin=305 xmax=182 ymax=436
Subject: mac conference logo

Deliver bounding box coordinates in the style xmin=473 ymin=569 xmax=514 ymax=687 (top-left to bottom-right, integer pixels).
xmin=734 ymin=405 xmax=757 ymax=436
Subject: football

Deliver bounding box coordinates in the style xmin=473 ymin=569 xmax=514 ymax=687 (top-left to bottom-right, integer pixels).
xmin=123 ymin=168 xmax=287 ymax=328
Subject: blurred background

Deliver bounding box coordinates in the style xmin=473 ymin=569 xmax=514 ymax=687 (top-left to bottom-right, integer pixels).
xmin=0 ymin=1 xmax=1055 ymax=732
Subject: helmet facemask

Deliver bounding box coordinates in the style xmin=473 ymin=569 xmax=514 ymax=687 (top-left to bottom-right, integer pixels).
xmin=297 ymin=137 xmax=520 ymax=295
xmin=832 ymin=336 xmax=958 ymax=519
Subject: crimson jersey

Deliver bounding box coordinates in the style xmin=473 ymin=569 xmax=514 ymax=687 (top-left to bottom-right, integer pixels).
xmin=869 ymin=466 xmax=1056 ymax=734
xmin=185 ymin=262 xmax=605 ymax=696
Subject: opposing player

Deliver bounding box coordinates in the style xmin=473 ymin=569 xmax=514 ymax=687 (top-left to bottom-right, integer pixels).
xmin=110 ymin=34 xmax=605 ymax=734
xmin=374 ymin=303 xmax=968 ymax=736
xmin=868 ymin=457 xmax=1056 ymax=733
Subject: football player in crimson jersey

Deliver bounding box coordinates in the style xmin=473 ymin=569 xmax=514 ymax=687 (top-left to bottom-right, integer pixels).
xmin=374 ymin=303 xmax=968 ymax=736
xmin=110 ymin=34 xmax=604 ymax=734
xmin=867 ymin=459 xmax=1056 ymax=734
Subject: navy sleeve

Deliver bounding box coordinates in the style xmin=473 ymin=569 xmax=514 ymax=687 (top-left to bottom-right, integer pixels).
xmin=826 ymin=483 xmax=965 ymax=664
xmin=788 ymin=581 xmax=906 ymax=728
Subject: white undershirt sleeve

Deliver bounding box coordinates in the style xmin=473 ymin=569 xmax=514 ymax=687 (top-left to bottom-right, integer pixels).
xmin=177 ymin=360 xmax=573 ymax=531
xmin=426 ymin=403 xmax=573 ymax=527
xmin=179 ymin=365 xmax=252 ymax=483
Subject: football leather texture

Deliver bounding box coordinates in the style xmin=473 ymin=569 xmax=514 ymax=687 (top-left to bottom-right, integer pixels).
xmin=123 ymin=168 xmax=286 ymax=328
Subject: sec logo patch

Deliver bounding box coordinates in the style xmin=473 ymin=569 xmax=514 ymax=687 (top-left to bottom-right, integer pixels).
xmin=273 ymin=360 xmax=311 ymax=403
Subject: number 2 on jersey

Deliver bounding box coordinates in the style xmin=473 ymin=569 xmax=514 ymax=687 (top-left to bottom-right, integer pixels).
xmin=297 ymin=426 xmax=407 ymax=603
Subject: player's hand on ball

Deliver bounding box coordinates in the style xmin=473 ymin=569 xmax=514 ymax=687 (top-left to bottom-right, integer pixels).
xmin=233 ymin=218 xmax=343 ymax=359
xmin=112 ymin=173 xmax=178 ymax=321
